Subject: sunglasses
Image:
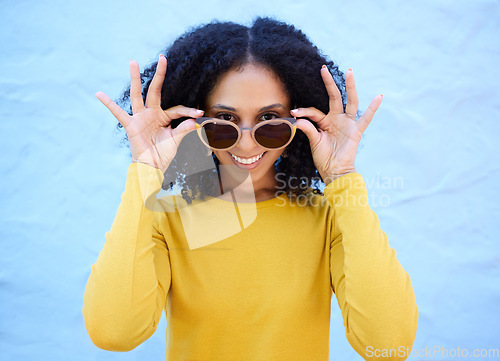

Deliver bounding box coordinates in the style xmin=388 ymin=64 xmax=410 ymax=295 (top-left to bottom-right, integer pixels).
xmin=195 ymin=117 xmax=297 ymax=151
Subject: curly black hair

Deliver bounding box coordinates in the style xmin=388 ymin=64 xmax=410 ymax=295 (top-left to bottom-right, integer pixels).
xmin=118 ymin=16 xmax=347 ymax=203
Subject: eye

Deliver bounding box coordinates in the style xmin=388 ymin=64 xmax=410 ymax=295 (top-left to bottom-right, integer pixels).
xmin=259 ymin=113 xmax=279 ymax=121
xmin=216 ymin=113 xmax=236 ymax=122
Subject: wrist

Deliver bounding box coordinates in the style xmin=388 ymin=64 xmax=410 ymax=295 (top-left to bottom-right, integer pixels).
xmin=132 ymin=159 xmax=168 ymax=174
xmin=321 ymin=168 xmax=356 ymax=186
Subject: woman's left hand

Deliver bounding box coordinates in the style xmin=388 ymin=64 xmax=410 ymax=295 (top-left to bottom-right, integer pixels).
xmin=293 ymin=66 xmax=383 ymax=185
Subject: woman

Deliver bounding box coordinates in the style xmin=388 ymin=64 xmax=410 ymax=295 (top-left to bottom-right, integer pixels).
xmin=83 ymin=17 xmax=418 ymax=360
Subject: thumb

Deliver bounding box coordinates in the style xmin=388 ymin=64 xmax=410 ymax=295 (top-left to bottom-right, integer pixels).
xmin=171 ymin=119 xmax=197 ymax=143
xmin=296 ymin=119 xmax=321 ymax=149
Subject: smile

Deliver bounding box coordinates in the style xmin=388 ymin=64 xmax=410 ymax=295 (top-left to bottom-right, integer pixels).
xmin=230 ymin=152 xmax=265 ymax=165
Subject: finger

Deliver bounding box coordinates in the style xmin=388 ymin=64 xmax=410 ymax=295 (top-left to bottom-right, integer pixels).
xmin=295 ymin=118 xmax=321 ymax=150
xmin=356 ymin=95 xmax=383 ymax=134
xmin=171 ymin=119 xmax=197 ymax=144
xmin=145 ymin=55 xmax=167 ymax=108
xmin=345 ymin=69 xmax=359 ymax=116
xmin=164 ymin=105 xmax=204 ymax=122
xmin=129 ymin=60 xmax=145 ymax=114
xmin=291 ymin=107 xmax=325 ymax=122
xmin=291 ymin=107 xmax=333 ymax=132
xmin=95 ymin=91 xmax=131 ymax=128
xmin=320 ymin=65 xmax=343 ymax=114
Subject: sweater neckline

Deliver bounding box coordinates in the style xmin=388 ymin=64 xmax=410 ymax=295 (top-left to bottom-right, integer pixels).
xmin=202 ymin=191 xmax=289 ymax=209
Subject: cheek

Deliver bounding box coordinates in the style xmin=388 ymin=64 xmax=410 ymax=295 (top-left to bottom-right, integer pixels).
xmin=213 ymin=150 xmax=228 ymax=160
xmin=267 ymin=149 xmax=285 ymax=161
xmin=212 ymin=151 xmax=238 ymax=166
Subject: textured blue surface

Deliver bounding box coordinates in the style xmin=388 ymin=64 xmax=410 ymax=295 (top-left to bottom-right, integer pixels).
xmin=1 ymin=0 xmax=499 ymax=360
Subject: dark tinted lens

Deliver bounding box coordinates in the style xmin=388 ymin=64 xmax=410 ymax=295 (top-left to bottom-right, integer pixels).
xmin=201 ymin=122 xmax=238 ymax=149
xmin=254 ymin=123 xmax=292 ymax=148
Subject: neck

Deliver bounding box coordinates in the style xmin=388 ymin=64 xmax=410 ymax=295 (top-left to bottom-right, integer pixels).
xmin=216 ymin=165 xmax=278 ymax=202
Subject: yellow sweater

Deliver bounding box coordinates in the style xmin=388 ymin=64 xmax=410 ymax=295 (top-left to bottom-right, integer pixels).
xmin=83 ymin=163 xmax=418 ymax=361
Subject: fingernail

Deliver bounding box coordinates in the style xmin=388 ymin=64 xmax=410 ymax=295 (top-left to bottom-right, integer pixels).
xmin=291 ymin=109 xmax=298 ymax=113
xmin=348 ymin=68 xmax=353 ymax=72
xmin=196 ymin=109 xmax=204 ymax=114
xmin=380 ymin=94 xmax=384 ymax=98
xmin=321 ymin=65 xmax=327 ymax=69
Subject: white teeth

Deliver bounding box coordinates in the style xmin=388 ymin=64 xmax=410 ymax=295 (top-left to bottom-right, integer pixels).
xmin=230 ymin=152 xmax=264 ymax=165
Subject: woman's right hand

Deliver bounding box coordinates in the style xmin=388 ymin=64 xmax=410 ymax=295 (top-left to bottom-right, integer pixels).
xmin=96 ymin=55 xmax=203 ymax=173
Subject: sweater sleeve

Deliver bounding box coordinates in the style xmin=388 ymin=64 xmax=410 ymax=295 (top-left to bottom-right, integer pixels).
xmin=82 ymin=162 xmax=171 ymax=351
xmin=326 ymin=173 xmax=418 ymax=361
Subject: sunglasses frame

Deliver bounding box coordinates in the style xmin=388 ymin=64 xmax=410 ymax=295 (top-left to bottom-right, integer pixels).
xmin=195 ymin=117 xmax=297 ymax=151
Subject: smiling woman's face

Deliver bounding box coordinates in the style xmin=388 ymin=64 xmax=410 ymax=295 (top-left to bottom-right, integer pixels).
xmin=204 ymin=63 xmax=292 ymax=199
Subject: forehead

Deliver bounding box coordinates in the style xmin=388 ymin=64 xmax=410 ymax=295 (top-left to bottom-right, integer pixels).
xmin=206 ymin=63 xmax=290 ymax=109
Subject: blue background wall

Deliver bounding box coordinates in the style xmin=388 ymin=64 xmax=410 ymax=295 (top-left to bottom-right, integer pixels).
xmin=1 ymin=0 xmax=499 ymax=360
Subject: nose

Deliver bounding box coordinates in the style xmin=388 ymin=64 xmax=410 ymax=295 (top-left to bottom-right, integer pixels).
xmin=237 ymin=127 xmax=259 ymax=152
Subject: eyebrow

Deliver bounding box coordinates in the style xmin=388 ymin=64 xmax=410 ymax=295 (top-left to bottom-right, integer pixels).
xmin=211 ymin=103 xmax=286 ymax=112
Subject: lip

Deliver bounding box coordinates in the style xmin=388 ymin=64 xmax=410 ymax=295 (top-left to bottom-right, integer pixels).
xmin=229 ymin=152 xmax=266 ymax=170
